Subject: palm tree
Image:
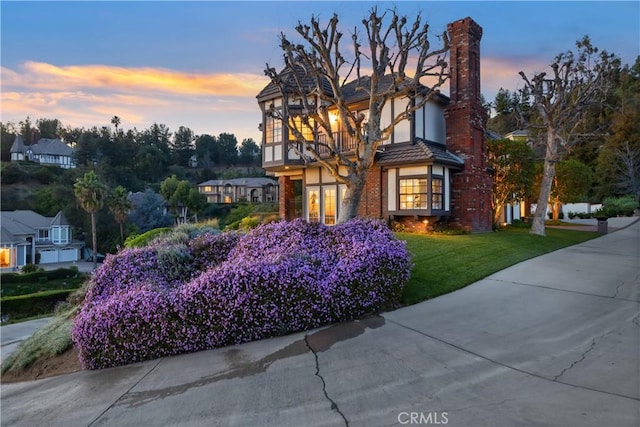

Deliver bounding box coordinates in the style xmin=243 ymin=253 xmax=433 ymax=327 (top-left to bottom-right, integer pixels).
xmin=74 ymin=171 xmax=106 ymax=269
xmin=111 ymin=115 xmax=121 ymax=132
xmin=108 ymin=185 xmax=132 ymax=245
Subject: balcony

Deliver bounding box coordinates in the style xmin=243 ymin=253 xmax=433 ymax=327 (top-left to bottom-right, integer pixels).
xmin=263 ymin=131 xmax=359 ymax=170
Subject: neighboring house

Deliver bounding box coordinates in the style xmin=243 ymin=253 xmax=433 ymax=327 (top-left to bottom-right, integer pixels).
xmin=504 ymin=129 xmax=529 ymax=143
xmin=198 ymin=177 xmax=279 ymax=204
xmin=256 ymin=17 xmax=492 ymax=232
xmin=0 ymin=210 xmax=83 ymax=270
xmin=10 ymin=135 xmax=76 ymax=169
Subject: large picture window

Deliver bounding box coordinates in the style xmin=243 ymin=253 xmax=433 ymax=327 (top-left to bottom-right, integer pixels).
xmin=399 ymin=178 xmax=427 ymax=209
xmin=432 ymin=177 xmax=443 ymax=210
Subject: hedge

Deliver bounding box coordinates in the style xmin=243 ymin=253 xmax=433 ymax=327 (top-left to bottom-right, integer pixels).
xmin=1 ymin=267 xmax=82 ymax=284
xmin=1 ymin=290 xmax=75 ymax=321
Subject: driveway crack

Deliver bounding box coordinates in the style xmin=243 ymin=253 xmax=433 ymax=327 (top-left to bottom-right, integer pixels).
xmin=552 ymin=329 xmax=617 ymax=381
xmin=304 ymin=334 xmax=349 ymax=426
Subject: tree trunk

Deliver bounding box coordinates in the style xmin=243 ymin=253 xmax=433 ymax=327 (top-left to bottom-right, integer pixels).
xmin=530 ymin=130 xmax=558 ymax=236
xmin=337 ymin=174 xmax=366 ymax=224
xmin=119 ymin=222 xmax=124 ymax=246
xmin=91 ymin=212 xmax=98 ymax=270
xmin=551 ymin=202 xmax=561 ymax=221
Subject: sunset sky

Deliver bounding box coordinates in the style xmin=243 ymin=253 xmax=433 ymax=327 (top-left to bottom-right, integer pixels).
xmin=1 ymin=1 xmax=638 ymax=144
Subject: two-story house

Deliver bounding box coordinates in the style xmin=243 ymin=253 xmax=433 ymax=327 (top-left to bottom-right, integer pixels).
xmin=197 ymin=177 xmax=279 ymax=204
xmin=10 ymin=135 xmax=76 ymax=169
xmin=0 ymin=210 xmax=83 ymax=270
xmin=256 ymin=17 xmax=492 ymax=232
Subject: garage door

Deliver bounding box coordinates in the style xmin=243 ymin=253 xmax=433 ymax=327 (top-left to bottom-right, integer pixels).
xmin=38 ymin=249 xmax=57 ymax=264
xmin=59 ymin=248 xmax=78 ymax=262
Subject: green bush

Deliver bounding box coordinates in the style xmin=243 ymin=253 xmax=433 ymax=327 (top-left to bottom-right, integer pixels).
xmin=598 ymin=195 xmax=639 ymax=217
xmin=509 ymin=219 xmax=531 ymax=229
xmin=1 ymin=268 xmax=86 ymax=297
xmin=20 ymin=264 xmax=42 ymax=274
xmin=1 ymin=290 xmax=76 ymax=321
xmin=1 ymin=267 xmax=81 ymax=284
xmin=124 ymin=227 xmax=172 ymax=248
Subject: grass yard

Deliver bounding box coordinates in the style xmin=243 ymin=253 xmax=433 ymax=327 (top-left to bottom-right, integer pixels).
xmin=400 ymin=227 xmax=599 ymax=305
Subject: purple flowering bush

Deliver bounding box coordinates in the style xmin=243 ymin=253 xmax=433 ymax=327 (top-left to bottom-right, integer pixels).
xmin=72 ymin=218 xmax=411 ymax=369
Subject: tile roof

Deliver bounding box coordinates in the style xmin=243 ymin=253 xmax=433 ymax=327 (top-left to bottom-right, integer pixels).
xmin=377 ymin=139 xmax=464 ymax=168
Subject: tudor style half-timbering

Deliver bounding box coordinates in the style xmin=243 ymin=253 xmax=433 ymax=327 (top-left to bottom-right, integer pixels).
xmin=10 ymin=136 xmax=76 ymax=169
xmin=257 ymin=17 xmax=492 ymax=232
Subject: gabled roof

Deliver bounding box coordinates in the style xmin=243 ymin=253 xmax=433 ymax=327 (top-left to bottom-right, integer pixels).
xmin=257 ymin=62 xmax=334 ymax=102
xmin=1 ymin=226 xmax=26 ymax=245
xmin=377 ymin=138 xmax=464 ymax=168
xmin=1 ymin=210 xmax=51 ymax=230
xmin=50 ymin=211 xmax=70 ymax=226
xmin=9 ymin=136 xmax=74 ymax=156
xmin=258 ymin=65 xmax=450 ymax=106
xmin=9 ymin=135 xmax=27 ymax=153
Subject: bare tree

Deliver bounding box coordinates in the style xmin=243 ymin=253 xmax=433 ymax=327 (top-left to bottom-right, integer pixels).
xmin=518 ymin=36 xmax=618 ymax=236
xmin=612 ymin=141 xmax=640 ymax=201
xmin=264 ymin=8 xmax=449 ymax=223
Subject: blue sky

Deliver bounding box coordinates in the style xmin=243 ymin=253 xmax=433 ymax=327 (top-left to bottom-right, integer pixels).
xmin=1 ymin=1 xmax=638 ymax=143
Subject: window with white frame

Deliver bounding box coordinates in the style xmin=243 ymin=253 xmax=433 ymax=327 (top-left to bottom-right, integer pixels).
xmin=323 ymin=188 xmax=337 ymax=225
xmin=308 ymin=189 xmax=320 ymax=222
xmin=37 ymin=229 xmax=49 ymax=242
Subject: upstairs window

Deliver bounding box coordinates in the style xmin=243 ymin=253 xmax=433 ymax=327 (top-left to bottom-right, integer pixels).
xmin=289 ymin=116 xmax=314 ymax=141
xmin=265 ymin=116 xmax=282 ymax=144
xmin=37 ymin=229 xmax=49 ymax=242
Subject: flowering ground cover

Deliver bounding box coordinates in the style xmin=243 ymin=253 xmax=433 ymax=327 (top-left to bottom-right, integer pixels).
xmin=72 ymin=218 xmax=411 ymax=369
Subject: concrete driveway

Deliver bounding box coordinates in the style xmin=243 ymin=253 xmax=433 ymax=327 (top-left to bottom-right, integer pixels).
xmin=2 ymin=219 xmax=638 ymax=426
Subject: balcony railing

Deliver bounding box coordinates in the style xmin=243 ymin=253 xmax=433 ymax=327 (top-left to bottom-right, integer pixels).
xmin=315 ymin=131 xmax=358 ymax=155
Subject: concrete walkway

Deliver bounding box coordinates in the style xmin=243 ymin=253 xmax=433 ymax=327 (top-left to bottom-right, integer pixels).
xmin=1 ymin=218 xmax=638 ymax=427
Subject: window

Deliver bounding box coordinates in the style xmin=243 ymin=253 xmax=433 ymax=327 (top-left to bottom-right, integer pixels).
xmin=308 ymin=189 xmax=320 ymax=222
xmin=265 ymin=116 xmax=282 ymax=144
xmin=37 ymin=229 xmax=49 ymax=242
xmin=323 ymin=188 xmax=336 ymax=225
xmin=289 ymin=116 xmax=314 ymax=141
xmin=0 ymin=248 xmax=15 ymax=268
xmin=399 ymin=178 xmax=427 ymax=209
xmin=51 ymin=227 xmax=71 ymax=244
xmin=432 ymin=177 xmax=444 ymax=210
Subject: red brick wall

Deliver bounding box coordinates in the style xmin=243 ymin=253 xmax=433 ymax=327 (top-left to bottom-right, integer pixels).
xmin=357 ymin=165 xmax=383 ymax=218
xmin=445 ymin=18 xmax=493 ymax=232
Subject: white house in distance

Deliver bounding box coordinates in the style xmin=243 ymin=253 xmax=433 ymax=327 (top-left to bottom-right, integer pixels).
xmin=10 ymin=135 xmax=76 ymax=169
xmin=0 ymin=210 xmax=83 ymax=270
xmin=197 ymin=177 xmax=279 ymax=204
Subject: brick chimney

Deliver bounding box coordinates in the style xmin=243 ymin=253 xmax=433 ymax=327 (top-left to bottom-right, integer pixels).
xmin=445 ymin=17 xmax=493 ymax=232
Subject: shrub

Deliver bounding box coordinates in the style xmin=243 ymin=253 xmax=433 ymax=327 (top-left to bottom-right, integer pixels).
xmin=21 ymin=264 xmax=41 ymax=274
xmin=124 ymin=227 xmax=172 ymax=248
xmin=72 ymin=218 xmax=411 ymax=369
xmin=1 ymin=290 xmax=76 ymax=321
xmin=598 ymin=195 xmax=639 ymax=217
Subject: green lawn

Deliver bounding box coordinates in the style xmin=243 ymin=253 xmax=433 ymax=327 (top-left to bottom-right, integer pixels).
xmin=400 ymin=227 xmax=599 ymax=305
